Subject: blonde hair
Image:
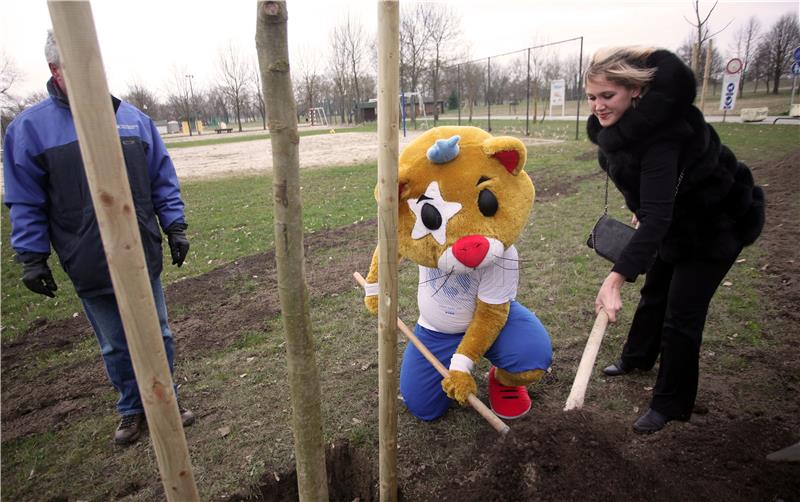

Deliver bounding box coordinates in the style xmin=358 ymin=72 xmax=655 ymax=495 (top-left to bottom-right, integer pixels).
xmin=585 ymin=46 xmax=658 ymax=89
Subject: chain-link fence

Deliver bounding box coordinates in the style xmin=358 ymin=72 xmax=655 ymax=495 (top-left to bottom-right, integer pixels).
xmin=436 ymin=37 xmax=585 ymax=140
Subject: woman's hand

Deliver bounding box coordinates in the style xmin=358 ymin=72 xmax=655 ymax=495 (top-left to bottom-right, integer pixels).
xmin=631 ymin=214 xmax=639 ymax=229
xmin=595 ymin=271 xmax=626 ymax=323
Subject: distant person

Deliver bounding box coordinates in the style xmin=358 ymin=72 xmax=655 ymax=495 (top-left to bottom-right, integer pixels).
xmin=3 ymin=30 xmax=194 ymax=445
xmin=585 ymin=47 xmax=764 ymax=433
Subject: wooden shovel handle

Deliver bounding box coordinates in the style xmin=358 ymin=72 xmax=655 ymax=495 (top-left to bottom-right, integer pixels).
xmin=564 ymin=310 xmax=610 ymax=411
xmin=353 ymin=272 xmax=510 ymax=435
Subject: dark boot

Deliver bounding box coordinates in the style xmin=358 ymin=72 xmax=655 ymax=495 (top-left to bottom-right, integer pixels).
xmin=180 ymin=407 xmax=196 ymax=427
xmin=633 ymin=408 xmax=670 ymax=434
xmin=114 ymin=413 xmax=145 ymax=445
xmin=602 ymin=359 xmax=631 ymax=376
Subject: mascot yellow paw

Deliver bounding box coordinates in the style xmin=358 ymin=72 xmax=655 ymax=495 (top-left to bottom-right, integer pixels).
xmin=364 ymin=294 xmax=378 ymax=315
xmin=441 ymin=370 xmax=477 ymax=405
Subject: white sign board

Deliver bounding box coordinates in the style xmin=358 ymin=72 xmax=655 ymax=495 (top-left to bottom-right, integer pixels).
xmin=719 ymin=72 xmax=740 ymax=111
xmin=549 ymin=79 xmax=565 ymax=116
xmin=719 ymin=58 xmax=743 ymax=112
xmin=550 ymin=79 xmax=565 ymax=106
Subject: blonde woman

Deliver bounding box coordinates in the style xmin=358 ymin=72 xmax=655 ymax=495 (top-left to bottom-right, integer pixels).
xmin=585 ymin=47 xmax=764 ymax=433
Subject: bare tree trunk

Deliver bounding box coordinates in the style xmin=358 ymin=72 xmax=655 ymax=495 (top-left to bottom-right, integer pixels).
xmin=255 ymin=3 xmax=329 ymax=501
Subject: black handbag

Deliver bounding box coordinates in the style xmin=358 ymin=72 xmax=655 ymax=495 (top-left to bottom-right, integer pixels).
xmin=587 ymin=168 xmax=685 ymax=264
xmin=587 ymin=214 xmax=635 ymax=264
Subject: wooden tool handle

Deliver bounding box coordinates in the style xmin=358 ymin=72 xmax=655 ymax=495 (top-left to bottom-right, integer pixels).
xmin=564 ymin=310 xmax=609 ymax=411
xmin=354 ymin=272 xmax=510 ymax=435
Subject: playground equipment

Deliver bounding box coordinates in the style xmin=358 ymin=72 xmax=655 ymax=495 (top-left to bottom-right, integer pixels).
xmin=308 ymin=107 xmax=329 ymax=126
xmin=400 ymin=90 xmax=428 ymax=136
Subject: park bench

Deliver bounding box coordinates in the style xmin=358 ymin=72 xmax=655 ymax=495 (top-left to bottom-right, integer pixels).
xmin=214 ymin=121 xmax=233 ymax=134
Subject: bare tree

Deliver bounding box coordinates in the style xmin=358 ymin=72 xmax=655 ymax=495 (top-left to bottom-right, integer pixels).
xmin=751 ymin=39 xmax=772 ymax=93
xmin=252 ymin=64 xmax=266 ymax=130
xmin=730 ymin=17 xmax=761 ymax=96
xmin=328 ymin=24 xmax=350 ymax=124
xmin=163 ymin=66 xmax=193 ymax=124
xmin=255 ymin=2 xmax=329 ymax=499
xmin=329 ymin=15 xmax=369 ymax=123
xmin=1 ymin=51 xmax=21 ymax=99
xmin=424 ymin=4 xmax=460 ymax=123
xmin=684 ymin=0 xmax=732 ymax=74
xmin=400 ymin=3 xmax=431 ymax=126
xmin=461 ymin=60 xmax=484 ymax=121
xmin=123 ymin=81 xmax=161 ymax=119
xmin=295 ymin=47 xmax=323 ymax=124
xmin=218 ymin=41 xmax=253 ymax=131
xmin=761 ymin=13 xmax=800 ymax=94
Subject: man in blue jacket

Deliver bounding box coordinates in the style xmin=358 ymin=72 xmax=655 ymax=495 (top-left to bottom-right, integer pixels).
xmin=3 ymin=31 xmax=194 ymax=445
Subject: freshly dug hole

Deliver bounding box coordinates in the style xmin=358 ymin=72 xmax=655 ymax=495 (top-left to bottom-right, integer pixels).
xmin=228 ymin=439 xmax=380 ymax=501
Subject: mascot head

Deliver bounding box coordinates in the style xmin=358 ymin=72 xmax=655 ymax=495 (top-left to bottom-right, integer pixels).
xmin=394 ymin=126 xmax=534 ymax=274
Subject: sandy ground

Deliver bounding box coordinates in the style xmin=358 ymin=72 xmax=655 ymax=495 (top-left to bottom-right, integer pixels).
xmin=168 ymin=130 xmax=565 ymax=180
xmin=168 ymin=131 xmax=424 ymax=180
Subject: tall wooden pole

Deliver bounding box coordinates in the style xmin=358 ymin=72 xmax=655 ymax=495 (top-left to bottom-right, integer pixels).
xmin=255 ymin=2 xmax=329 ymax=500
xmin=377 ymin=2 xmax=400 ymax=501
xmin=700 ymin=38 xmax=713 ymax=114
xmin=46 ymin=2 xmax=198 ymax=500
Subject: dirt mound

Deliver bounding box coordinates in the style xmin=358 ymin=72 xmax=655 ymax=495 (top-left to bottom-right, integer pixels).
xmin=437 ymin=406 xmax=799 ymax=501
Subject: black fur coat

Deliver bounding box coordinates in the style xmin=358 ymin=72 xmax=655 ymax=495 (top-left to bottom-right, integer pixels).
xmin=587 ymin=50 xmax=765 ymax=280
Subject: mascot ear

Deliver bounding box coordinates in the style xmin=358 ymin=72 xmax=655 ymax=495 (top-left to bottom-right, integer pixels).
xmin=481 ymin=137 xmax=527 ymax=175
xmin=375 ymin=180 xmax=411 ymax=202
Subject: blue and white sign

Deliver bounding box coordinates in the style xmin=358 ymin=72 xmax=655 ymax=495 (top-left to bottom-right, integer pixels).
xmin=719 ymin=72 xmax=740 ymax=111
xmin=792 ymin=61 xmax=800 ymax=76
xmin=794 ymin=46 xmax=800 ymax=62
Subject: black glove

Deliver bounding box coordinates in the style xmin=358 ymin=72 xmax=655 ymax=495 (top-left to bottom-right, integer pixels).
xmin=17 ymin=252 xmax=58 ymax=298
xmin=165 ymin=221 xmax=190 ymax=267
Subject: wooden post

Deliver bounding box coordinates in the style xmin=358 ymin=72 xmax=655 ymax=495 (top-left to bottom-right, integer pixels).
xmin=46 ymin=2 xmax=198 ymax=500
xmin=377 ymin=2 xmax=400 ymax=501
xmin=691 ymin=43 xmax=699 ymax=77
xmin=255 ymin=2 xmax=329 ymax=501
xmin=564 ymin=311 xmax=609 ymax=411
xmin=700 ymin=39 xmax=712 ymax=114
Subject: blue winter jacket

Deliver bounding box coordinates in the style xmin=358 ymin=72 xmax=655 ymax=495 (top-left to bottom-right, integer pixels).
xmin=3 ymin=79 xmax=185 ymax=298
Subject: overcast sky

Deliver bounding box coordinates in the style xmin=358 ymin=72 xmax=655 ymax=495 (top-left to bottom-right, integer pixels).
xmin=2 ymin=0 xmax=797 ymax=100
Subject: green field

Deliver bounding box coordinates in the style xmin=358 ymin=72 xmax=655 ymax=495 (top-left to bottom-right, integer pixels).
xmin=1 ymin=123 xmax=797 ymax=500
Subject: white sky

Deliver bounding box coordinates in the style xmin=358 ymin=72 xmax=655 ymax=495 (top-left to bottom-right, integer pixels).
xmin=2 ymin=0 xmax=798 ymax=100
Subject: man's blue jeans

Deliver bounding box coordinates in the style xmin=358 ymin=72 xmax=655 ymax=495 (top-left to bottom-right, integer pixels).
xmin=81 ymin=278 xmax=175 ymax=416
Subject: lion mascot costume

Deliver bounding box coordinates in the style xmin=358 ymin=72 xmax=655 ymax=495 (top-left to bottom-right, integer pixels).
xmin=361 ymin=126 xmax=552 ymax=421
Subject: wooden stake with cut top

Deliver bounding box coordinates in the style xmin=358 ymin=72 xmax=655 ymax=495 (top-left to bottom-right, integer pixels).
xmin=47 ymin=1 xmax=198 ymax=500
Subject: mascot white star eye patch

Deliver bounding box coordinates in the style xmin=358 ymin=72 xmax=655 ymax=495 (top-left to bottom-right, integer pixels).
xmin=408 ymin=181 xmax=462 ymax=245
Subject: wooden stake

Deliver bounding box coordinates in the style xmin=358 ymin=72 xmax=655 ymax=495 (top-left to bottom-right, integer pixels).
xmin=377 ymin=3 xmax=400 ymax=500
xmin=700 ymin=39 xmax=713 ymax=114
xmin=255 ymin=2 xmax=329 ymax=500
xmin=564 ymin=310 xmax=609 ymax=411
xmin=46 ymin=2 xmax=198 ymax=500
xmin=354 ymin=273 xmax=510 ymax=436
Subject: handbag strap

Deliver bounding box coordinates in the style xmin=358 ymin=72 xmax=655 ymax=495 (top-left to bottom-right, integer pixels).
xmin=603 ymin=165 xmax=686 ymax=215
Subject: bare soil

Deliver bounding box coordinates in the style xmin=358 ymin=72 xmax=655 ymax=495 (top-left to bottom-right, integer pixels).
xmin=2 ymin=150 xmax=798 ymax=500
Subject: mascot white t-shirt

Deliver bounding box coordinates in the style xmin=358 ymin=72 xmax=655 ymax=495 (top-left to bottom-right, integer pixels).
xmin=417 ymin=246 xmax=519 ymax=334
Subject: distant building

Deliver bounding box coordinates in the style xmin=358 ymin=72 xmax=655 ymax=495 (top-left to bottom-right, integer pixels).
xmin=355 ymin=97 xmax=445 ymax=122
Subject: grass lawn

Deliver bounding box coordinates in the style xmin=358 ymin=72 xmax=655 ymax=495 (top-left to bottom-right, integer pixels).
xmin=1 ymin=122 xmax=797 ymax=500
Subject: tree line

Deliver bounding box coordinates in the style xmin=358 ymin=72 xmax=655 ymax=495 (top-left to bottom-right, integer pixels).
xmin=2 ymin=5 xmax=798 ymax=134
